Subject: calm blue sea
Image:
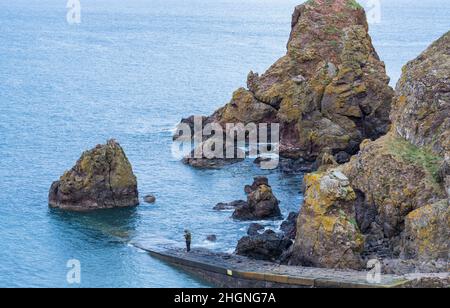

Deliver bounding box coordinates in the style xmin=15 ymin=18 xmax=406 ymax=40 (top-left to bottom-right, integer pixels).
xmin=0 ymin=0 xmax=448 ymax=287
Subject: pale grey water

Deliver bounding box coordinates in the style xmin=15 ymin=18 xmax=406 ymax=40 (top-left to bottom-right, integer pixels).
xmin=0 ymin=0 xmax=448 ymax=287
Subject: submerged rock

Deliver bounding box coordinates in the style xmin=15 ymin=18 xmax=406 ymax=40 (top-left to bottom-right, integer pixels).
xmin=49 ymin=140 xmax=139 ymax=211
xmin=232 ymin=177 xmax=282 ymax=221
xmin=206 ymin=234 xmax=217 ymax=242
xmin=177 ymin=0 xmax=394 ymax=169
xmin=236 ymin=230 xmax=292 ymax=261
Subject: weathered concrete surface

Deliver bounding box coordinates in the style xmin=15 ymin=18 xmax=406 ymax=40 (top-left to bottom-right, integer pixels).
xmin=134 ymin=244 xmax=449 ymax=288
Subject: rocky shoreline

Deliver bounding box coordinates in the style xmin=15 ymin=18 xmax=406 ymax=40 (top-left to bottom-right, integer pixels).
xmin=172 ymin=0 xmax=449 ymax=279
xmin=48 ymin=0 xmax=449 ymax=286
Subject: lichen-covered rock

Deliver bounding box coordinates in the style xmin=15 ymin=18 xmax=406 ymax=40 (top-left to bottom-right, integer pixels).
xmin=341 ymin=133 xmax=446 ymax=256
xmin=290 ymin=31 xmax=449 ymax=271
xmin=289 ymin=170 xmax=364 ymax=270
xmin=213 ymin=200 xmax=247 ymax=211
xmin=402 ymin=200 xmax=449 ymax=261
xmin=178 ymin=0 xmax=393 ymax=168
xmin=391 ymin=31 xmax=450 ymax=157
xmin=232 ymin=177 xmax=282 ymax=221
xmin=49 ymin=140 xmax=139 ymax=211
xmin=236 ymin=230 xmax=292 ymax=261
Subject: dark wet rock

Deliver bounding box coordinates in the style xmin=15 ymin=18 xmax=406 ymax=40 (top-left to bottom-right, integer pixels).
xmin=206 ymin=235 xmax=217 ymax=242
xmin=253 ymin=157 xmax=272 ymax=166
xmin=280 ymin=212 xmax=298 ymax=240
xmin=247 ymin=223 xmax=265 ymax=236
xmin=335 ymin=151 xmax=351 ymax=164
xmin=49 ymin=139 xmax=139 ymax=211
xmin=144 ymin=195 xmax=156 ymax=204
xmin=182 ymin=138 xmax=245 ymax=169
xmin=213 ymin=200 xmax=247 ymax=211
xmin=279 ymin=158 xmax=314 ymax=174
xmin=232 ymin=177 xmax=282 ymax=221
xmin=236 ymin=230 xmax=293 ymax=261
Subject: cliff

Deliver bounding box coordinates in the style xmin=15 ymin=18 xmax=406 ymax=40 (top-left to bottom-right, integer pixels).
xmin=290 ymin=31 xmax=449 ymax=271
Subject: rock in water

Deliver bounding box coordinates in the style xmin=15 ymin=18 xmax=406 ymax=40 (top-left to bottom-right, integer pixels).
xmin=49 ymin=140 xmax=139 ymax=211
xmin=213 ymin=200 xmax=247 ymax=211
xmin=290 ymin=31 xmax=450 ymax=271
xmin=177 ymin=0 xmax=393 ymax=168
xmin=206 ymin=234 xmax=217 ymax=242
xmin=247 ymin=223 xmax=265 ymax=236
xmin=144 ymin=195 xmax=156 ymax=204
xmin=232 ymin=177 xmax=282 ymax=221
xmin=280 ymin=212 xmax=299 ymax=240
xmin=236 ymin=230 xmax=292 ymax=261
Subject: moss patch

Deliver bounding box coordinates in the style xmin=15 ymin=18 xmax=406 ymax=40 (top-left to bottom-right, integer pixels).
xmin=386 ymin=135 xmax=443 ymax=182
xmin=346 ymin=0 xmax=362 ymax=10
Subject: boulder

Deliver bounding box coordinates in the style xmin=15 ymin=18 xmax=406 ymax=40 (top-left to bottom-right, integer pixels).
xmin=213 ymin=200 xmax=247 ymax=211
xmin=144 ymin=194 xmax=156 ymax=204
xmin=402 ymin=200 xmax=449 ymax=261
xmin=290 ymin=31 xmax=449 ymax=271
xmin=49 ymin=140 xmax=139 ymax=211
xmin=177 ymin=0 xmax=394 ymax=168
xmin=232 ymin=177 xmax=282 ymax=220
xmin=236 ymin=230 xmax=292 ymax=261
xmin=182 ymin=137 xmax=245 ymax=169
xmin=247 ymin=223 xmax=265 ymax=236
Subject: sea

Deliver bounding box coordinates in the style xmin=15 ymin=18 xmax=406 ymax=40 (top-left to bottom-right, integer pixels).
xmin=0 ymin=0 xmax=448 ymax=287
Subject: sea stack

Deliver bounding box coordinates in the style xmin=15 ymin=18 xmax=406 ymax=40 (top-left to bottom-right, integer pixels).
xmin=177 ymin=0 xmax=394 ymax=169
xmin=49 ymin=139 xmax=139 ymax=211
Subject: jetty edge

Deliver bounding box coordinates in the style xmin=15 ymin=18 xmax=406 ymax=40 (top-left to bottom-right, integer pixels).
xmin=132 ymin=244 xmax=449 ymax=288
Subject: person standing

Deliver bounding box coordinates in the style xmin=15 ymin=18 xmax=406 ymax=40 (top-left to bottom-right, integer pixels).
xmin=184 ymin=230 xmax=192 ymax=252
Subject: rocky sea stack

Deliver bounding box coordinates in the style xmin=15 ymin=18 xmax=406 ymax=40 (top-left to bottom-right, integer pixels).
xmin=176 ymin=0 xmax=394 ymax=168
xmin=290 ymin=31 xmax=450 ymax=272
xmin=49 ymin=140 xmax=139 ymax=211
xmin=232 ymin=177 xmax=282 ymax=221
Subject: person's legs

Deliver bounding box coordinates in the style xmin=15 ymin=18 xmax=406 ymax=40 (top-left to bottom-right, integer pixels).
xmin=186 ymin=240 xmax=191 ymax=252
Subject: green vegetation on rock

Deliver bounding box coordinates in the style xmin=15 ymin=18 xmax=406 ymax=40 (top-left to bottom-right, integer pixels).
xmin=387 ymin=135 xmax=443 ymax=182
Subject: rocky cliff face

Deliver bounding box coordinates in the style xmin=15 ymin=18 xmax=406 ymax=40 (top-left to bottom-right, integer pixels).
xmin=49 ymin=140 xmax=139 ymax=211
xmin=177 ymin=0 xmax=394 ymax=167
xmin=290 ymin=31 xmax=449 ymax=271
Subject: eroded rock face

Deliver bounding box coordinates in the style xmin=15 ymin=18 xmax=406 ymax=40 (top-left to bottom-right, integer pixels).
xmin=232 ymin=177 xmax=282 ymax=221
xmin=177 ymin=0 xmax=393 ymax=168
xmin=236 ymin=230 xmax=292 ymax=261
xmin=341 ymin=133 xmax=446 ymax=258
xmin=49 ymin=140 xmax=139 ymax=211
xmin=391 ymin=31 xmax=450 ymax=157
xmin=290 ymin=31 xmax=449 ymax=271
xmin=402 ymin=200 xmax=449 ymax=261
xmin=289 ymin=171 xmax=364 ymax=270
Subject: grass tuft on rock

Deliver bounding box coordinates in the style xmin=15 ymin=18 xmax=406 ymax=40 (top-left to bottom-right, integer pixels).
xmin=387 ymin=135 xmax=443 ymax=182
